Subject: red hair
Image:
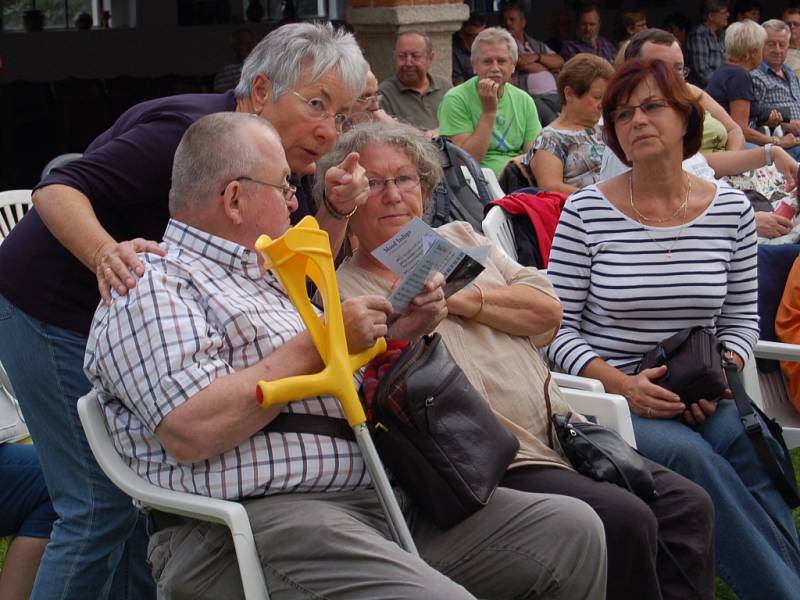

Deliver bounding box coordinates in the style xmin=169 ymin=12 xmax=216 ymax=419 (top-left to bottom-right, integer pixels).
xmin=602 ymin=59 xmax=704 ymax=166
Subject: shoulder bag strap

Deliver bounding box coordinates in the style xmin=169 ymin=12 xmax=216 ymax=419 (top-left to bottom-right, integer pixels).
xmin=724 ymin=359 xmax=800 ymax=508
xmin=541 ymin=372 xmax=554 ymax=449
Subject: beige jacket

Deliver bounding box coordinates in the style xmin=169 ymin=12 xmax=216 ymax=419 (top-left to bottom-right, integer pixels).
xmin=337 ymin=221 xmax=575 ymax=470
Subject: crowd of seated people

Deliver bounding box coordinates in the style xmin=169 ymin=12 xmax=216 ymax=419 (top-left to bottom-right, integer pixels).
xmin=3 ymin=4 xmax=800 ymax=599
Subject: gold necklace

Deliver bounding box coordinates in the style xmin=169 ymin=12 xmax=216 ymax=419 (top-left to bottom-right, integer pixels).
xmin=629 ymin=172 xmax=690 ymax=223
xmin=631 ymin=173 xmax=693 ymax=259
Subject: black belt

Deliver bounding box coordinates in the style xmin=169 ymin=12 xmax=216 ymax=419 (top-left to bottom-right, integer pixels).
xmin=264 ymin=413 xmax=356 ymax=442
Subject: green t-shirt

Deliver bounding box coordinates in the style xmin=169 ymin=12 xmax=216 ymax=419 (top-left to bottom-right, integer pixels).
xmin=437 ymin=77 xmax=541 ymax=175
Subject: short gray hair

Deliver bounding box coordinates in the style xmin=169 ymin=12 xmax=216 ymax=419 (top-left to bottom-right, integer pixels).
xmin=313 ymin=121 xmax=443 ymax=207
xmin=725 ymin=20 xmax=767 ymax=61
xmin=234 ymin=22 xmax=368 ymax=103
xmin=762 ymin=18 xmax=791 ymax=36
xmin=471 ymin=27 xmax=518 ymax=65
xmin=169 ymin=113 xmax=279 ymax=214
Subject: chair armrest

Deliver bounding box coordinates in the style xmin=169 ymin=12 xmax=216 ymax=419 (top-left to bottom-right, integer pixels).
xmin=557 ymin=387 xmax=637 ymax=448
xmin=552 ymin=372 xmax=606 ymax=393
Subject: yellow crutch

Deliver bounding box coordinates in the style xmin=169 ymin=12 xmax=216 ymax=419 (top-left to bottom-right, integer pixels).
xmin=253 ymin=215 xmax=418 ymax=555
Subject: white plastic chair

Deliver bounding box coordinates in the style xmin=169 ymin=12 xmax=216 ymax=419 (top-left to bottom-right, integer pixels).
xmin=482 ymin=205 xmax=518 ymax=261
xmin=552 ymin=373 xmax=637 ymax=448
xmin=0 ymin=189 xmax=32 ymax=244
xmin=0 ymin=363 xmax=28 ymax=444
xmin=77 ymin=391 xmax=270 ymax=600
xmin=41 ymin=152 xmax=83 ymax=178
xmin=459 ymin=166 xmax=506 ymax=200
xmin=741 ymin=340 xmax=800 ymax=449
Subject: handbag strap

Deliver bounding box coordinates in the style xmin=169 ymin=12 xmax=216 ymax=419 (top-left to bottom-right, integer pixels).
xmin=264 ymin=413 xmax=356 ymax=442
xmin=541 ymin=372 xmax=554 ymax=449
xmin=723 ymin=359 xmax=800 ymax=508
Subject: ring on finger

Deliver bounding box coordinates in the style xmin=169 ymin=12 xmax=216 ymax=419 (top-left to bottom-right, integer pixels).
xmin=647 ymin=407 xmax=653 ymax=418
xmin=105 ymin=267 xmax=113 ymax=274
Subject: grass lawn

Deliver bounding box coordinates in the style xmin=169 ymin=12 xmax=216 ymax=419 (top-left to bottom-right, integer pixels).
xmin=2 ymin=450 xmax=799 ymax=598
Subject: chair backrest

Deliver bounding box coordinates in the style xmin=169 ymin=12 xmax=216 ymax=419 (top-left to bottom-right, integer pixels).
xmin=76 ymin=391 xmax=270 ymax=599
xmin=0 ymin=189 xmax=33 ymax=244
xmin=746 ymin=341 xmax=800 ymax=449
xmin=482 ymin=205 xmax=518 ymax=261
xmin=41 ymin=152 xmax=83 ymax=179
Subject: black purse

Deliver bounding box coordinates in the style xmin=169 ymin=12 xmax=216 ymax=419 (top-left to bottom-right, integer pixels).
xmin=367 ymin=333 xmax=520 ymax=529
xmin=637 ymin=327 xmax=727 ymax=404
xmin=551 ymin=413 xmax=658 ymax=502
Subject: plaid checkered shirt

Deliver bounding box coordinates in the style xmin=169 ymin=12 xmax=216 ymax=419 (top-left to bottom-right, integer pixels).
xmin=751 ymin=62 xmax=800 ymax=121
xmin=84 ymin=219 xmax=370 ymax=500
xmin=685 ymin=24 xmax=725 ymax=88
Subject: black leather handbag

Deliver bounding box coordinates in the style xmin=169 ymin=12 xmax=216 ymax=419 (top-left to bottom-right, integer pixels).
xmin=368 ymin=333 xmax=520 ymax=530
xmin=551 ymin=413 xmax=658 ymax=502
xmin=637 ymin=327 xmax=727 ymax=404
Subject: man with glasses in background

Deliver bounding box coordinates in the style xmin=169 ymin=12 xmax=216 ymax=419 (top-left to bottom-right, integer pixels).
xmin=0 ymin=22 xmax=369 ymax=600
xmin=379 ymin=31 xmax=451 ymax=135
xmin=345 ymin=70 xmax=396 ymax=129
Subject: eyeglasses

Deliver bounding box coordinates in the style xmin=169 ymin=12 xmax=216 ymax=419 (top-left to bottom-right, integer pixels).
xmin=674 ymin=64 xmax=690 ymax=80
xmin=220 ymin=176 xmax=297 ymax=201
xmin=356 ymin=93 xmax=382 ymax=106
xmin=290 ymin=91 xmax=348 ymax=131
xmin=612 ymin=99 xmax=671 ymax=124
xmin=367 ymin=174 xmax=421 ymax=195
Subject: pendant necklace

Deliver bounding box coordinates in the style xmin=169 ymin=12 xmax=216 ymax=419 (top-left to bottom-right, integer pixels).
xmin=629 ymin=172 xmax=692 ymax=259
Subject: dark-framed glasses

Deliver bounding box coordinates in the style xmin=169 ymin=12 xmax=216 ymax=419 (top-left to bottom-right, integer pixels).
xmin=612 ymin=99 xmax=671 ymax=124
xmin=290 ymin=90 xmax=348 ymax=131
xmin=220 ymin=176 xmax=297 ymax=201
xmin=367 ymin=174 xmax=420 ymax=195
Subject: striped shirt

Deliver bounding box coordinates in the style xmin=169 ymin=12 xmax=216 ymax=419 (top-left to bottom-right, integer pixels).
xmin=84 ymin=219 xmax=369 ymax=500
xmin=546 ymin=183 xmax=759 ymax=377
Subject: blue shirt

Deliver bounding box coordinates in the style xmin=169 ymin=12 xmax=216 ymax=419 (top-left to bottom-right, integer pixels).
xmin=751 ymin=62 xmax=800 ymax=121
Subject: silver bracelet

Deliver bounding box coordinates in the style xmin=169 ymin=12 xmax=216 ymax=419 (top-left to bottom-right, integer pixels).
xmin=765 ymin=143 xmax=774 ymax=167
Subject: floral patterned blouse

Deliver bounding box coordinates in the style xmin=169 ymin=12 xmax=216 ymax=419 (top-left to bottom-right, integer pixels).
xmin=530 ymin=124 xmax=605 ymax=189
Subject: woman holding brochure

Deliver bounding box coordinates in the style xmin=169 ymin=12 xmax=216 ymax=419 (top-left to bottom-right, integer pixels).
xmin=324 ymin=121 xmax=715 ymax=600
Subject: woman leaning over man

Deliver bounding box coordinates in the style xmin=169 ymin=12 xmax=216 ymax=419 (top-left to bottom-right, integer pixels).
xmin=547 ymin=59 xmax=800 ymax=600
xmin=323 ymin=120 xmax=715 ymax=600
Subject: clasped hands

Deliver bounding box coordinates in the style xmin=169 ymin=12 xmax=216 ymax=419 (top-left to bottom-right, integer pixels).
xmin=622 ymin=365 xmax=724 ymax=427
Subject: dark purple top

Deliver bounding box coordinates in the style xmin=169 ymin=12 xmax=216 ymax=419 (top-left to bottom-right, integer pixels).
xmin=0 ymin=92 xmax=238 ymax=335
xmin=705 ymin=62 xmax=756 ymax=120
xmin=559 ymin=36 xmax=617 ymax=64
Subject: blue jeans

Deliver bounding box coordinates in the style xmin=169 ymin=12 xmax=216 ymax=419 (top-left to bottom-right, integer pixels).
xmin=0 ymin=294 xmax=154 ymax=600
xmin=0 ymin=443 xmax=57 ymax=538
xmin=631 ymin=399 xmax=800 ymax=600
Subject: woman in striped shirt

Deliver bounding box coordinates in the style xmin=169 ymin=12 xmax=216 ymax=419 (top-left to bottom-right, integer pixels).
xmin=548 ymin=59 xmax=800 ymax=599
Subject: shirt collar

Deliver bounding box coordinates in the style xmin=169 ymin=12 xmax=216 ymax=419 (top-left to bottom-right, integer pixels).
xmin=163 ymin=218 xmax=266 ymax=280
xmin=393 ymin=73 xmax=440 ymax=93
xmin=759 ymin=61 xmax=785 ymax=78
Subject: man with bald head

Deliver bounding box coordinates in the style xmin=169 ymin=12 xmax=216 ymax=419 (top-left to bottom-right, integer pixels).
xmin=379 ymin=31 xmax=451 ymax=133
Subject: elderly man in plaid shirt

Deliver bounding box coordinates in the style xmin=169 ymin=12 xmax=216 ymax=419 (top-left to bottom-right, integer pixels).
xmin=752 ymin=19 xmax=800 ymax=158
xmin=83 ymin=112 xmax=607 ymax=600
